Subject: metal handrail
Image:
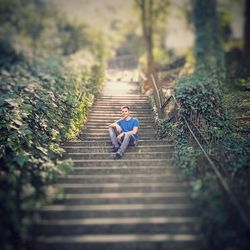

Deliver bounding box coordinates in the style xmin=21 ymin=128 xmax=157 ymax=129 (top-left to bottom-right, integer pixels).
xmin=139 ymin=72 xmax=164 ymax=117
xmin=182 ymin=116 xmax=250 ymax=229
xmin=163 ymin=93 xmax=250 ymax=230
xmin=150 ymin=73 xmax=162 ymax=108
xmin=143 ymin=70 xmax=250 ymax=229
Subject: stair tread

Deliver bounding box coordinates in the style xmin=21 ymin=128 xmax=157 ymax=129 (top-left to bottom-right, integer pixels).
xmin=38 ymin=216 xmax=199 ymax=225
xmin=32 ymin=87 xmax=203 ymax=249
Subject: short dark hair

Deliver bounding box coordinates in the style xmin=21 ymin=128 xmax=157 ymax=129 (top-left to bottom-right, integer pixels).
xmin=121 ymin=105 xmax=130 ymax=110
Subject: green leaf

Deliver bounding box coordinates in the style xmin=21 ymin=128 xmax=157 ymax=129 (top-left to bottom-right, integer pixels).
xmin=5 ymin=99 xmax=19 ymax=107
xmin=13 ymin=120 xmax=23 ymax=126
xmin=23 ymin=104 xmax=33 ymax=111
xmin=15 ymin=155 xmax=29 ymax=167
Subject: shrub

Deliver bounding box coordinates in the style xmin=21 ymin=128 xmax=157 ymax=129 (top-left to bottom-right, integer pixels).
xmin=156 ymin=74 xmax=250 ymax=250
xmin=0 ymin=58 xmax=104 ymax=250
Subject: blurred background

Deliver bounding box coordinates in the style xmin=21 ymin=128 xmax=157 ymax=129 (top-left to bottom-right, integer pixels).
xmin=0 ymin=1 xmax=250 ymax=250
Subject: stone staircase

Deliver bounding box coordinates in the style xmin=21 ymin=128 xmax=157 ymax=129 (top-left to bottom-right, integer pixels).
xmin=32 ymin=91 xmax=204 ymax=249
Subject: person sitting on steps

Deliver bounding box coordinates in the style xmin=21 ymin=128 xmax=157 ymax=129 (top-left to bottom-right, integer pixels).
xmin=108 ymin=105 xmax=139 ymax=160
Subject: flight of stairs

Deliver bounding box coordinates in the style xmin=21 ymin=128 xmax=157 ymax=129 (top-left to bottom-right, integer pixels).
xmin=32 ymin=94 xmax=204 ymax=250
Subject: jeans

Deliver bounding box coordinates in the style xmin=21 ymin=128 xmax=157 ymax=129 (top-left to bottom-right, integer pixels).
xmin=108 ymin=127 xmax=137 ymax=156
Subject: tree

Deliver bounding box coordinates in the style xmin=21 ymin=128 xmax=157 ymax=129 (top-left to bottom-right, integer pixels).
xmin=191 ymin=0 xmax=225 ymax=81
xmin=135 ymin=0 xmax=169 ymax=77
xmin=243 ymin=0 xmax=250 ymax=63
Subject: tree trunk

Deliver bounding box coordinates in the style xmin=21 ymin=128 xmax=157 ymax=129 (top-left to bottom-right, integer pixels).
xmin=192 ymin=0 xmax=225 ymax=81
xmin=244 ymin=0 xmax=250 ymax=62
xmin=140 ymin=0 xmax=155 ymax=76
xmin=138 ymin=0 xmax=163 ymax=117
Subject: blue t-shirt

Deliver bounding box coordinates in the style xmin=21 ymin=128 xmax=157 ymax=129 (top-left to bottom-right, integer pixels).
xmin=117 ymin=117 xmax=139 ymax=141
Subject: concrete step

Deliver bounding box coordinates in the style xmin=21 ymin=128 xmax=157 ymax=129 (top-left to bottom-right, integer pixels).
xmin=83 ymin=128 xmax=156 ymax=133
xmin=32 ymin=234 xmax=202 ymax=250
xmin=80 ymin=133 xmax=156 ymax=137
xmin=93 ymin=102 xmax=151 ymax=107
xmin=39 ymin=203 xmax=198 ymax=220
xmin=88 ymin=113 xmax=153 ymax=117
xmin=84 ymin=125 xmax=155 ymax=130
xmin=86 ymin=119 xmax=155 ymax=124
xmin=90 ymin=107 xmax=153 ymax=113
xmin=97 ymin=95 xmax=149 ymax=99
xmin=84 ymin=124 xmax=155 ymax=129
xmin=57 ymin=174 xmax=183 ymax=184
xmin=63 ymin=145 xmax=174 ymax=153
xmin=52 ymin=193 xmax=192 ymax=206
xmin=65 ymin=152 xmax=172 ymax=160
xmin=87 ymin=115 xmax=154 ymax=119
xmin=87 ymin=118 xmax=154 ymax=122
xmin=79 ymin=131 xmax=157 ymax=136
xmin=54 ymin=182 xmax=188 ymax=194
xmin=34 ymin=216 xmax=200 ymax=236
xmin=63 ymin=167 xmax=174 ymax=176
xmin=92 ymin=105 xmax=153 ymax=110
xmin=97 ymin=95 xmax=149 ymax=98
xmin=79 ymin=136 xmax=157 ymax=141
xmin=93 ymin=99 xmax=151 ymax=104
xmin=71 ymin=159 xmax=173 ymax=167
xmin=85 ymin=122 xmax=156 ymax=127
xmin=93 ymin=99 xmax=150 ymax=102
xmin=62 ymin=139 xmax=173 ymax=147
xmin=90 ymin=106 xmax=152 ymax=110
xmin=85 ymin=123 xmax=155 ymax=128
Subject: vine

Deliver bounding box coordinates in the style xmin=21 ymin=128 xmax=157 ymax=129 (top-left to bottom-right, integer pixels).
xmin=156 ymin=74 xmax=250 ymax=250
xmin=0 ymin=58 xmax=104 ymax=250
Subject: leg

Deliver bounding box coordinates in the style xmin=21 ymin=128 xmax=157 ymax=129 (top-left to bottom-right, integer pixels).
xmin=108 ymin=127 xmax=119 ymax=148
xmin=117 ymin=133 xmax=135 ymax=156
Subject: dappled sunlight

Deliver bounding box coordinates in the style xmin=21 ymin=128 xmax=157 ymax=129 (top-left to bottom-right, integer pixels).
xmin=1 ymin=1 xmax=249 ymax=250
xmin=103 ymin=69 xmax=141 ymax=95
xmin=103 ymin=80 xmax=140 ymax=96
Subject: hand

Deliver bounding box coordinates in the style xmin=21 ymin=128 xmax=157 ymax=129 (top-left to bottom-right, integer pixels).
xmin=108 ymin=123 xmax=116 ymax=128
xmin=117 ymin=132 xmax=124 ymax=142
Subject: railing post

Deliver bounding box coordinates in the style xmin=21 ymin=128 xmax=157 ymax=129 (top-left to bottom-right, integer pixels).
xmin=150 ymin=74 xmax=164 ymax=118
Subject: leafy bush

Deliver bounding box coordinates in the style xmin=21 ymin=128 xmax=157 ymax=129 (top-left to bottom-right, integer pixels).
xmin=174 ymin=75 xmax=226 ymax=124
xmin=235 ymin=77 xmax=250 ymax=91
xmin=156 ymin=74 xmax=250 ymax=250
xmin=0 ymin=57 xmax=104 ymax=250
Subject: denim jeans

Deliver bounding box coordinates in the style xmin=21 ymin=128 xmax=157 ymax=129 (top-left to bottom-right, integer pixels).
xmin=108 ymin=127 xmax=137 ymax=156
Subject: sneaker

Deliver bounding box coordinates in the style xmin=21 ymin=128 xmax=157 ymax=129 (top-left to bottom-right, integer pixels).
xmin=112 ymin=146 xmax=119 ymax=152
xmin=114 ymin=153 xmax=122 ymax=160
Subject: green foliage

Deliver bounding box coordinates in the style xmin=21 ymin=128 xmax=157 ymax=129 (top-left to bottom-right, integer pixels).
xmin=0 ymin=2 xmax=106 ymax=249
xmin=156 ymin=73 xmax=250 ymax=249
xmin=5 ymin=57 xmax=104 ymax=250
xmin=218 ymin=9 xmax=234 ymax=42
xmin=135 ymin=0 xmax=170 ymax=73
xmin=56 ymin=17 xmax=92 ymax=56
xmin=0 ymin=55 xmax=105 ymax=249
xmin=0 ymin=0 xmax=105 ymax=68
xmin=235 ymin=77 xmax=250 ymax=91
xmin=139 ymin=47 xmax=171 ymax=69
xmin=174 ymin=75 xmax=227 ymax=127
xmin=191 ymin=0 xmax=225 ymax=80
xmin=116 ymin=31 xmax=144 ymax=56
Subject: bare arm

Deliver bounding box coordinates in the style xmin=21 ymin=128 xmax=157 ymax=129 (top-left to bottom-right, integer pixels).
xmin=117 ymin=126 xmax=138 ymax=140
xmin=129 ymin=126 xmax=138 ymax=135
xmin=108 ymin=122 xmax=117 ymax=128
xmin=108 ymin=122 xmax=122 ymax=134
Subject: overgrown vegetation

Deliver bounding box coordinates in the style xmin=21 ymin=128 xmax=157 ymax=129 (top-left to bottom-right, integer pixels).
xmin=0 ymin=1 xmax=106 ymax=249
xmin=154 ymin=1 xmax=250 ymax=248
xmin=156 ymin=74 xmax=250 ymax=249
